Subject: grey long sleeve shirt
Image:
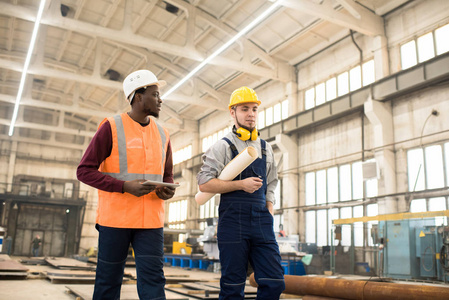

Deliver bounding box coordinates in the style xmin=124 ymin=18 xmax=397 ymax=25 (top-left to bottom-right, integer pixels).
xmin=196 ymin=132 xmax=278 ymax=204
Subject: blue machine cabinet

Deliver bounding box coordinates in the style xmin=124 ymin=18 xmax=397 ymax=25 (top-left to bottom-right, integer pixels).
xmin=379 ymin=219 xmax=449 ymax=281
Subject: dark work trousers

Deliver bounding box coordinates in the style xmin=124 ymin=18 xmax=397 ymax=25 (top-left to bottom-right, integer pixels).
xmin=218 ymin=138 xmax=285 ymax=300
xmin=93 ymin=225 xmax=166 ymax=300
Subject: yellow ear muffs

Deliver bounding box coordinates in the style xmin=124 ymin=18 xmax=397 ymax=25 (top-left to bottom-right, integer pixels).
xmin=251 ymin=128 xmax=259 ymax=141
xmin=233 ymin=126 xmax=259 ymax=141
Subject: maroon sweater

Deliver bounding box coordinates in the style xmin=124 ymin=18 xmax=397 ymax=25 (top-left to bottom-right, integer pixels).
xmin=77 ymin=120 xmax=174 ymax=193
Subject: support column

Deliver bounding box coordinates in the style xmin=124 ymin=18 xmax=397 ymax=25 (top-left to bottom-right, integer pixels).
xmin=364 ymin=97 xmax=397 ymax=214
xmin=191 ymin=131 xmax=200 ymax=159
xmin=6 ymin=141 xmax=17 ymax=193
xmin=275 ymin=133 xmax=299 ymax=236
xmin=373 ymin=35 xmax=389 ymax=80
xmin=286 ymin=80 xmax=298 ymax=115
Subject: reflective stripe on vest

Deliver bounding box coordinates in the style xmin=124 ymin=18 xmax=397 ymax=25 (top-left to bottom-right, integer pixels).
xmin=101 ymin=114 xmax=167 ymax=181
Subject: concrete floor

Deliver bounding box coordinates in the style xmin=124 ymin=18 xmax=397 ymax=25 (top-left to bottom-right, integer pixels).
xmin=0 ymin=278 xmax=75 ymax=300
xmin=0 ymin=257 xmax=303 ymax=300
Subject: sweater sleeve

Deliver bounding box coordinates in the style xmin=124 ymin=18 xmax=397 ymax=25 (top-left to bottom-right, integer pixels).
xmin=76 ymin=121 xmax=124 ymax=193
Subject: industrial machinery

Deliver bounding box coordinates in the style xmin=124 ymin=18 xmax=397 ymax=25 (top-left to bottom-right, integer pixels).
xmin=379 ymin=219 xmax=449 ymax=282
xmin=332 ymin=209 xmax=449 ymax=281
xmin=172 ymin=242 xmax=192 ymax=255
xmin=198 ymin=218 xmax=219 ymax=259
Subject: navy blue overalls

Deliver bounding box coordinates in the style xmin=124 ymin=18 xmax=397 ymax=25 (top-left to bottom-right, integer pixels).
xmin=217 ymin=137 xmax=285 ymax=300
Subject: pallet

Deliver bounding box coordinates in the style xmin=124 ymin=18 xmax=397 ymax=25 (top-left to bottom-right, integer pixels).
xmin=0 ymin=271 xmax=28 ymax=279
xmin=201 ymin=281 xmax=258 ymax=295
xmin=46 ymin=269 xmax=95 ymax=284
xmin=166 ymin=282 xmax=257 ymax=299
xmin=0 ymin=255 xmax=29 ymax=279
xmin=45 ymin=257 xmax=94 ymax=271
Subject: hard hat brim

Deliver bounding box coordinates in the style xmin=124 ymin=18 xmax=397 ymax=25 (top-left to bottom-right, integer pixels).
xmin=127 ymin=80 xmax=167 ymax=102
xmin=228 ymin=100 xmax=261 ymax=109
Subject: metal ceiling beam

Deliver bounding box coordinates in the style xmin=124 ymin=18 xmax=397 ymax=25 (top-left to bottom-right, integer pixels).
xmin=196 ymin=79 xmax=228 ymax=102
xmin=0 ymin=134 xmax=88 ymax=150
xmin=289 ymin=29 xmax=350 ymax=65
xmin=0 ymin=117 xmax=94 ymax=137
xmin=0 ymin=57 xmax=224 ymax=113
xmin=281 ymin=0 xmax=384 ymax=36
xmin=0 ymin=93 xmax=110 ymax=118
xmin=0 ymin=57 xmax=121 ymax=89
xmin=164 ymin=92 xmax=227 ymax=111
xmin=0 ymin=96 xmax=190 ymax=133
xmin=166 ymin=0 xmax=292 ymax=79
xmin=370 ymin=0 xmax=410 ymax=16
xmin=0 ymin=1 xmax=290 ymax=81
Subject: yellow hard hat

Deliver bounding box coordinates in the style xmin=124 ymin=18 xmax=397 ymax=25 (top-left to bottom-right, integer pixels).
xmin=229 ymin=86 xmax=261 ymax=109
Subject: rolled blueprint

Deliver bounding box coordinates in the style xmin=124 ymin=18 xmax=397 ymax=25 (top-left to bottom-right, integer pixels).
xmin=195 ymin=146 xmax=258 ymax=205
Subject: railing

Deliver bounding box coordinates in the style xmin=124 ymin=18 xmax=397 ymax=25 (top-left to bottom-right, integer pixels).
xmin=0 ymin=182 xmax=87 ymax=201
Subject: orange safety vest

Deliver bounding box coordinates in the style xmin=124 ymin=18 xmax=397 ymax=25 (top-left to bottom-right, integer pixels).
xmin=97 ymin=113 xmax=170 ymax=228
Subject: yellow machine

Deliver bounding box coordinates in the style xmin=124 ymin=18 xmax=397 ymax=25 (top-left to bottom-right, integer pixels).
xmin=172 ymin=242 xmax=192 ymax=254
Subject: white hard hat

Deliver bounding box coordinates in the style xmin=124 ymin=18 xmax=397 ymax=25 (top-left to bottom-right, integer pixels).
xmin=123 ymin=70 xmax=166 ymax=103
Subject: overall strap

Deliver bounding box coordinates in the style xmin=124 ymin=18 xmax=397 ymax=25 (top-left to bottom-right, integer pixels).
xmin=222 ymin=137 xmax=239 ymax=158
xmin=261 ymin=139 xmax=266 ymax=161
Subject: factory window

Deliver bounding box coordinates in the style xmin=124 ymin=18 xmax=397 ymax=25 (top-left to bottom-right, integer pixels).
xmin=305 ymin=161 xmax=374 ymax=205
xmin=435 ymin=24 xmax=449 ymax=55
xmin=338 ymin=206 xmax=367 ymax=247
xmin=305 ymin=88 xmax=315 ymax=110
xmin=305 ymin=161 xmax=379 ymax=247
xmin=305 ymin=211 xmax=316 ymax=243
xmin=305 ymin=204 xmax=378 ymax=247
xmin=305 ymin=172 xmax=315 ymax=206
xmin=339 ymin=164 xmax=352 ymax=201
xmin=258 ymin=110 xmax=265 ymax=129
xmin=353 ymin=205 xmax=364 ymax=247
xmin=400 ymin=40 xmax=417 ymax=69
xmin=173 ymin=144 xmax=192 ymax=165
xmin=327 ymin=167 xmax=338 ymax=203
xmin=326 ymin=78 xmax=337 ymax=101
xmin=411 ymin=197 xmax=447 ymax=213
xmin=366 ymin=203 xmax=378 ymax=246
xmin=304 ymin=59 xmax=374 ymax=110
xmin=349 ymin=66 xmax=361 ymax=92
xmin=407 ymin=143 xmax=448 ymax=191
xmin=258 ymin=99 xmax=289 ymax=130
xmin=315 ymin=83 xmax=326 ymax=106
xmin=316 ymin=169 xmax=327 ymax=204
xmin=337 ymin=72 xmax=349 ymax=96
xmin=281 ymin=100 xmax=289 ymax=120
xmin=362 ymin=60 xmax=375 ymax=86
xmin=273 ymin=103 xmax=282 ymax=123
xmin=410 ymin=197 xmax=448 ymax=226
xmin=401 ymin=23 xmax=449 ymax=70
xmin=202 ymin=126 xmax=232 ymax=152
xmin=417 ymin=32 xmax=435 ymax=63
xmin=199 ymin=195 xmax=219 ymax=230
xmin=265 ymin=107 xmax=273 ymax=126
xmin=168 ymin=200 xmax=188 ymax=229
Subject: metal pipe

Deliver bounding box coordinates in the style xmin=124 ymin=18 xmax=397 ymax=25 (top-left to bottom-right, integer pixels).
xmin=303 ymin=296 xmax=346 ymax=300
xmin=249 ymin=274 xmax=449 ymax=300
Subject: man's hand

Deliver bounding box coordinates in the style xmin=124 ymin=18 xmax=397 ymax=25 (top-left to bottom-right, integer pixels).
xmin=266 ymin=201 xmax=274 ymax=216
xmin=123 ymin=179 xmax=156 ymax=197
xmin=155 ymin=185 xmax=176 ymax=200
xmin=240 ymin=177 xmax=263 ymax=193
